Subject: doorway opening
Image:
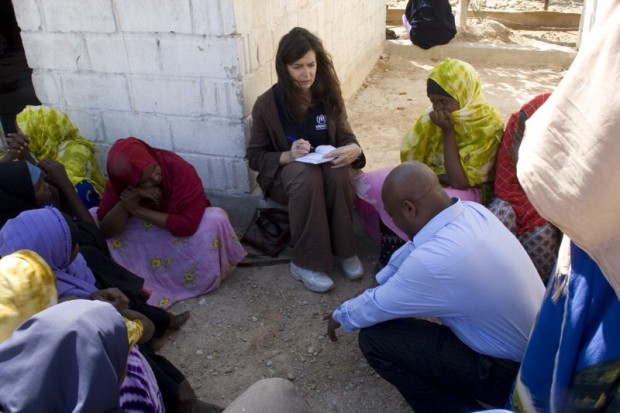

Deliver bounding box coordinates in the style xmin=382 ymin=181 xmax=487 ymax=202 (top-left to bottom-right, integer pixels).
xmin=0 ymin=0 xmax=40 ymax=135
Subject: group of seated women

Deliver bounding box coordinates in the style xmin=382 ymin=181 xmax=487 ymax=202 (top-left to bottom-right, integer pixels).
xmin=0 ymin=25 xmax=571 ymax=412
xmin=0 ymin=106 xmax=245 ymax=411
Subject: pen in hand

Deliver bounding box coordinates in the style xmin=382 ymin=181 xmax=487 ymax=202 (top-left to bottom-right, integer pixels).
xmin=287 ymin=136 xmax=314 ymax=151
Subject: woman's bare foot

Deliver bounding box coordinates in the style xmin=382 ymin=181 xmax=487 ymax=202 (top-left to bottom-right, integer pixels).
xmin=148 ymin=336 xmax=167 ymax=351
xmin=169 ymin=311 xmax=190 ymax=330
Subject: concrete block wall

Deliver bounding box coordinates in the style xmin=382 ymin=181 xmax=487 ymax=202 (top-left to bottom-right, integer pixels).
xmin=12 ymin=0 xmax=385 ymax=196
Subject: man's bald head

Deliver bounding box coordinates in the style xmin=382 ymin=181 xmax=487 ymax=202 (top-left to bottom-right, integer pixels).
xmin=382 ymin=162 xmax=452 ymax=238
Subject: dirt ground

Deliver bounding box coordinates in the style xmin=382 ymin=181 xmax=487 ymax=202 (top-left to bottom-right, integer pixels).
xmin=159 ymin=2 xmax=578 ymax=412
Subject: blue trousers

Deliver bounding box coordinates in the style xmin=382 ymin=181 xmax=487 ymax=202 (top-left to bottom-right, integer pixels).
xmin=358 ymin=318 xmax=519 ymax=413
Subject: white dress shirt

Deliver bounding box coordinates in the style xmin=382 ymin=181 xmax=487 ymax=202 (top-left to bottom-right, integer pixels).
xmin=333 ymin=199 xmax=544 ymax=361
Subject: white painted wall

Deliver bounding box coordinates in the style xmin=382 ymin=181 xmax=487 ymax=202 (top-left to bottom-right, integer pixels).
xmin=12 ymin=0 xmax=385 ymax=195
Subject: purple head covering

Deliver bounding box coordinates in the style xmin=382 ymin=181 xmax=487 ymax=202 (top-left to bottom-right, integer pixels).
xmin=0 ymin=207 xmax=97 ymax=298
xmin=0 ymin=300 xmax=127 ymax=412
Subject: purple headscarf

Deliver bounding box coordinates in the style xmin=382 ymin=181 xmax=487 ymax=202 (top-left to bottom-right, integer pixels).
xmin=0 ymin=207 xmax=97 ymax=298
xmin=0 ymin=300 xmax=127 ymax=411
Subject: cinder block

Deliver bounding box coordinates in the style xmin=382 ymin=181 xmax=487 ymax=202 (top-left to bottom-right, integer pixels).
xmin=21 ymin=32 xmax=88 ymax=71
xmin=191 ymin=0 xmax=236 ymax=35
xmin=241 ymin=66 xmax=275 ymax=116
xmin=101 ymin=111 xmax=172 ymax=149
xmin=202 ymin=79 xmax=243 ymax=119
xmin=181 ymin=153 xmax=251 ymax=194
xmin=31 ymin=71 xmax=62 ymax=106
xmin=116 ymin=0 xmax=192 ymax=33
xmin=63 ymin=108 xmax=105 ymax=142
xmin=85 ymin=34 xmax=129 ymax=74
xmin=172 ymin=117 xmax=245 ymax=157
xmin=254 ymin=28 xmax=274 ymax=67
xmin=174 ymin=152 xmax=209 ymax=190
xmin=61 ymin=73 xmax=131 ymax=111
xmin=131 ymin=76 xmax=203 ymax=116
xmin=223 ymin=157 xmax=253 ymax=195
xmin=94 ymin=144 xmax=110 ymax=176
xmin=159 ymin=34 xmax=240 ymax=79
xmin=124 ymin=35 xmax=161 ymax=75
xmin=239 ymin=33 xmax=258 ymax=74
xmin=12 ymin=0 xmax=42 ymax=32
xmin=41 ymin=0 xmax=116 ymax=33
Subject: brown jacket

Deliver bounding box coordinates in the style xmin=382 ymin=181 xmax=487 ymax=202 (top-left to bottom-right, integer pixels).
xmin=247 ymin=87 xmax=366 ymax=197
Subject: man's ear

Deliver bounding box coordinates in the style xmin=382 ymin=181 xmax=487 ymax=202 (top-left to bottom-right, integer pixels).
xmin=402 ymin=199 xmax=416 ymax=218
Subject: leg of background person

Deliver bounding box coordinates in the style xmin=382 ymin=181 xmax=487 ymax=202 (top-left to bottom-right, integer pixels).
xmin=269 ymin=163 xmax=333 ymax=272
xmin=80 ymin=245 xmax=172 ymax=337
xmin=379 ymin=221 xmax=406 ymax=268
xmin=80 ymin=245 xmax=145 ymax=297
xmin=131 ymin=299 xmax=172 ymax=338
xmin=518 ymin=223 xmax=562 ymax=284
xmin=322 ymin=165 xmax=356 ymax=259
xmin=358 ymin=318 xmax=518 ymax=413
xmin=76 ymin=220 xmax=111 ymax=256
xmin=487 ymin=197 xmax=518 ymax=235
xmin=139 ymin=345 xmax=186 ymax=411
xmin=223 ymin=378 xmax=315 ymax=413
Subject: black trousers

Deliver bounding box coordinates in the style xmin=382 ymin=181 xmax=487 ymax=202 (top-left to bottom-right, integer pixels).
xmin=76 ymin=223 xmax=185 ymax=409
xmin=358 ymin=318 xmax=519 ymax=413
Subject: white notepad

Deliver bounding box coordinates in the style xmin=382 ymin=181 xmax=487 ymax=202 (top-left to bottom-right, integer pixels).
xmin=294 ymin=145 xmax=337 ymax=164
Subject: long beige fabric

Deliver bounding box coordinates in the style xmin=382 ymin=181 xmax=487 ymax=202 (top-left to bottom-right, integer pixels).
xmin=517 ymin=1 xmax=620 ymax=299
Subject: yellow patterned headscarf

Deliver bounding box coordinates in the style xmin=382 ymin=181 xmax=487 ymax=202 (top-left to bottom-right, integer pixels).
xmin=0 ymin=250 xmax=58 ymax=343
xmin=16 ymin=106 xmax=106 ymax=195
xmin=400 ymin=58 xmax=503 ymax=186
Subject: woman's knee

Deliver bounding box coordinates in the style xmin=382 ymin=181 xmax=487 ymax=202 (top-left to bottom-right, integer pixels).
xmin=281 ymin=164 xmax=324 ymax=195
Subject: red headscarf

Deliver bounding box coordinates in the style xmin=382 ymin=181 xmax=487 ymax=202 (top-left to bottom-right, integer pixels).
xmin=494 ymin=93 xmax=551 ymax=234
xmin=97 ymin=137 xmax=209 ymax=237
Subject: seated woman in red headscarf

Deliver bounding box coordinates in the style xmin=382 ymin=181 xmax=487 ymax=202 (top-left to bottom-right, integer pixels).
xmin=487 ymin=93 xmax=562 ymax=283
xmin=95 ymin=137 xmax=246 ymax=308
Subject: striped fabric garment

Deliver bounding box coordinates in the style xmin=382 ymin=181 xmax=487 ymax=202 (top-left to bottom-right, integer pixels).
xmin=120 ymin=347 xmax=165 ymax=413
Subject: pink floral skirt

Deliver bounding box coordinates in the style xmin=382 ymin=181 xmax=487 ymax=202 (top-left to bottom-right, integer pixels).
xmin=92 ymin=207 xmax=246 ymax=308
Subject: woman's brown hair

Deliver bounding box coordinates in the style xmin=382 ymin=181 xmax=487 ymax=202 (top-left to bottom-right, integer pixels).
xmin=275 ymin=27 xmax=345 ymax=120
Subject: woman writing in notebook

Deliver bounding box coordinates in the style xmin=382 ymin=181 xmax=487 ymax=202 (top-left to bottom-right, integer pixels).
xmin=247 ymin=27 xmax=366 ymax=293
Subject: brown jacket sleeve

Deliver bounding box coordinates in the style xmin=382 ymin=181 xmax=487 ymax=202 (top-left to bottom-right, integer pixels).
xmin=246 ymin=89 xmax=290 ymax=195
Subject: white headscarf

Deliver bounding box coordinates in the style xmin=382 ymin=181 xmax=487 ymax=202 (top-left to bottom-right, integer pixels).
xmin=517 ymin=1 xmax=620 ymax=299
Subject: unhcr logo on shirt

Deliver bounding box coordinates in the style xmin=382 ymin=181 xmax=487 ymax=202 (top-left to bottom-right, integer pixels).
xmin=315 ymin=114 xmax=327 ymax=130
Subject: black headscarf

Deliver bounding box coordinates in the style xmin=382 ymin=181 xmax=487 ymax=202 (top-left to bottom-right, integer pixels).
xmin=427 ymin=78 xmax=455 ymax=100
xmin=0 ymin=161 xmax=38 ymax=228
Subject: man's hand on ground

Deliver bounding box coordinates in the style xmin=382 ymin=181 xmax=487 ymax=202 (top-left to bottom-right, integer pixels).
xmin=323 ymin=313 xmax=341 ymax=342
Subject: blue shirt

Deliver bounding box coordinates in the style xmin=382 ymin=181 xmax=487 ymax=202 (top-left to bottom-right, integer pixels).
xmin=333 ymin=199 xmax=545 ymax=361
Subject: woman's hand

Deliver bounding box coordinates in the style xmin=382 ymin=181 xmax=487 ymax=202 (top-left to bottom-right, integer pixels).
xmin=4 ymin=132 xmax=31 ymax=160
xmin=138 ymin=186 xmax=162 ymax=204
xmin=429 ymin=109 xmax=455 ymax=132
xmin=326 ymin=143 xmax=362 ymax=169
xmin=90 ymin=288 xmax=129 ymax=311
xmin=38 ymin=159 xmax=72 ymax=190
xmin=280 ymin=139 xmax=312 ymax=165
xmin=120 ymin=187 xmax=142 ymax=214
xmin=291 ymin=139 xmax=312 ymax=157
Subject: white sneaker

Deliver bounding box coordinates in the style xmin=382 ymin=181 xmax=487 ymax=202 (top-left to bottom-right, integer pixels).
xmin=290 ymin=262 xmax=334 ymax=293
xmin=338 ymin=256 xmax=364 ymax=280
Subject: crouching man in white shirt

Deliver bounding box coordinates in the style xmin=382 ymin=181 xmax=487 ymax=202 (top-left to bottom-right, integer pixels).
xmin=325 ymin=161 xmax=544 ymax=412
